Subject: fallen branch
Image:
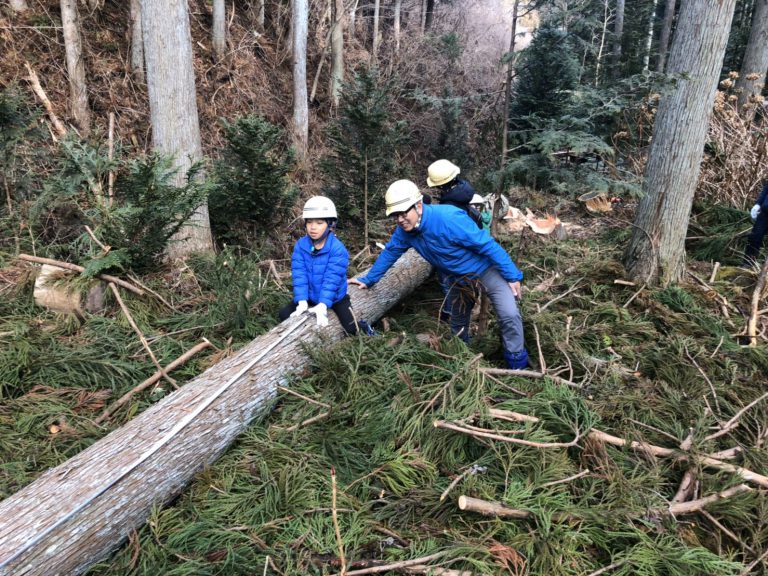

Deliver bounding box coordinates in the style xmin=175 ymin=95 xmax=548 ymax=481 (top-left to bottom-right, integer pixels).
xmin=282 ymin=411 xmax=330 ymax=432
xmin=94 ymin=340 xmax=212 ymax=424
xmin=747 ymin=256 xmax=768 ymax=347
xmin=18 ymin=254 xmax=144 ymax=296
xmin=478 ymin=367 xmax=581 ymax=389
xmin=331 ymin=468 xmax=347 ymax=576
xmin=537 ymin=278 xmax=583 ymax=312
xmin=704 ymin=390 xmax=768 ymax=442
xmin=24 ymin=61 xmax=67 ymax=138
xmin=440 ymin=464 xmax=487 ymax=502
xmin=109 ymin=283 xmax=177 ymax=388
xmin=434 ymin=420 xmax=582 ymax=449
xmin=329 ymin=551 xmax=450 ymax=576
xmin=459 ymin=485 xmax=752 ymax=521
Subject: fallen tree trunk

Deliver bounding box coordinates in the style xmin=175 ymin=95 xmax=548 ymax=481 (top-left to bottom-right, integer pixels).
xmin=0 ymin=250 xmax=432 ymax=576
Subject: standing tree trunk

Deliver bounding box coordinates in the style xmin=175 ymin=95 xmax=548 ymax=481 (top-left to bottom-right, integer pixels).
xmin=594 ymin=0 xmax=610 ymax=84
xmin=642 ymin=0 xmax=658 ymax=71
xmin=9 ymin=0 xmax=28 ymax=13
xmin=292 ymin=0 xmax=309 ymax=162
xmin=394 ymin=0 xmax=402 ymax=54
xmin=130 ymin=0 xmax=145 ymax=83
xmin=330 ymin=0 xmax=345 ymax=108
xmin=372 ymin=0 xmax=381 ymax=59
xmin=256 ymin=0 xmax=265 ymax=30
xmin=142 ymin=0 xmax=213 ymax=258
xmin=349 ymin=0 xmax=358 ymax=36
xmin=736 ymin=0 xmax=768 ymax=110
xmin=0 ymin=252 xmax=432 ymax=576
xmin=611 ymin=0 xmax=625 ymax=77
xmin=623 ymin=0 xmax=737 ymax=286
xmin=212 ymin=0 xmax=227 ymax=62
xmin=60 ymin=0 xmax=90 ymax=136
xmin=424 ymin=0 xmax=435 ymax=30
xmin=656 ymin=0 xmax=677 ymax=72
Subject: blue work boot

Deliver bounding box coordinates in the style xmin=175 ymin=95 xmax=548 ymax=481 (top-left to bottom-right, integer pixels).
xmin=357 ymin=320 xmax=377 ymax=336
xmin=504 ymin=349 xmax=529 ymax=370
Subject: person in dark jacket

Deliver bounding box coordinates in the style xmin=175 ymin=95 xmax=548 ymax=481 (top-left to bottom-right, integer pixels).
xmin=426 ymin=159 xmax=483 ymax=229
xmin=280 ymin=196 xmax=374 ymax=335
xmin=349 ymin=180 xmax=529 ymax=369
xmin=745 ymin=182 xmax=768 ymax=266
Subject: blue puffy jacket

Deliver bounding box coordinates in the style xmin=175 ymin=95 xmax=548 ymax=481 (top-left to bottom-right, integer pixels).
xmin=291 ymin=232 xmax=349 ymax=307
xmin=358 ymin=204 xmax=523 ymax=286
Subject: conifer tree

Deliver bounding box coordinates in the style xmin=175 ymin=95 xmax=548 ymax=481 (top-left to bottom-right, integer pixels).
xmin=321 ymin=67 xmax=406 ymax=247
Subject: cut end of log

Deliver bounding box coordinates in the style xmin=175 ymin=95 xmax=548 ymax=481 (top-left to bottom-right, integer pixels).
xmin=458 ymin=495 xmax=469 ymax=510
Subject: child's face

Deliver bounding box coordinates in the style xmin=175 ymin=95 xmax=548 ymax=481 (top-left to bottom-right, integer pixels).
xmin=306 ymin=219 xmax=329 ymax=241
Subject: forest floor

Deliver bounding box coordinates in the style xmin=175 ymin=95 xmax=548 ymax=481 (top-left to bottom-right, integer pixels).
xmin=3 ymin=201 xmax=768 ymax=576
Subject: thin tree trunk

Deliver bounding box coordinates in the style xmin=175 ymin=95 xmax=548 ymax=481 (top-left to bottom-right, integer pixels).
xmin=0 ymin=252 xmax=433 ymax=576
xmin=130 ymin=0 xmax=145 ymax=83
xmin=212 ymin=0 xmax=227 ymax=62
xmin=9 ymin=0 xmax=29 ymax=12
xmin=372 ymin=0 xmax=380 ymax=58
xmin=60 ymin=0 xmax=90 ymax=136
xmin=142 ymin=0 xmax=213 ymax=258
xmin=330 ymin=0 xmax=345 ymax=108
xmin=349 ymin=0 xmax=358 ymax=35
xmin=736 ymin=0 xmax=768 ymax=110
xmin=624 ymin=0 xmax=737 ymax=286
xmin=595 ymin=0 xmax=609 ymax=84
xmin=394 ymin=0 xmax=402 ymax=54
xmin=424 ymin=0 xmax=435 ymax=30
xmin=420 ymin=0 xmax=427 ymax=33
xmin=292 ymin=0 xmax=309 ymax=162
xmin=643 ymin=0 xmax=658 ymax=72
xmin=612 ymin=0 xmax=625 ymax=77
xmin=256 ymin=0 xmax=265 ymax=30
xmin=656 ymin=0 xmax=677 ymax=72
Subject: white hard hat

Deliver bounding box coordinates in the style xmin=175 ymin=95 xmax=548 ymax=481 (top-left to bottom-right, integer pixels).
xmin=470 ymin=194 xmax=485 ymax=205
xmin=302 ymin=196 xmax=337 ymax=219
xmin=426 ymin=159 xmax=460 ymax=187
xmin=385 ymin=180 xmax=423 ymax=216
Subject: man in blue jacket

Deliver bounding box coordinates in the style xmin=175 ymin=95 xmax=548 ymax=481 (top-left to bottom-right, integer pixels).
xmin=745 ymin=182 xmax=768 ymax=266
xmin=348 ymin=179 xmax=529 ymax=369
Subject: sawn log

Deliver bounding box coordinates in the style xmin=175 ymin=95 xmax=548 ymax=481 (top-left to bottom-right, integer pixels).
xmin=0 ymin=250 xmax=431 ymax=576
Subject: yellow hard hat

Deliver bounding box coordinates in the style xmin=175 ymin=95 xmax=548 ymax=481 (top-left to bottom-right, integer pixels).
xmin=426 ymin=159 xmax=460 ymax=187
xmin=385 ymin=180 xmax=423 ymax=216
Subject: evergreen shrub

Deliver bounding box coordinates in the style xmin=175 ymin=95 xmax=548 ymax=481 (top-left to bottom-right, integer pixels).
xmin=208 ymin=115 xmax=298 ymax=246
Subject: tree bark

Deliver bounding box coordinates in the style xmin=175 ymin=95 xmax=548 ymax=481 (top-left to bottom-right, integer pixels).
xmin=212 ymin=0 xmax=227 ymax=62
xmin=292 ymin=0 xmax=309 ymax=161
xmin=256 ymin=0 xmax=265 ymax=30
xmin=424 ymin=0 xmax=435 ymax=30
xmin=60 ymin=0 xmax=91 ymax=136
xmin=394 ymin=0 xmax=402 ymax=54
xmin=372 ymin=0 xmax=380 ymax=58
xmin=129 ymin=0 xmax=145 ymax=83
xmin=9 ymin=0 xmax=29 ymax=13
xmin=330 ymin=0 xmax=345 ymax=108
xmin=736 ymin=0 xmax=768 ymax=110
xmin=656 ymin=0 xmax=677 ymax=72
xmin=142 ymin=0 xmax=213 ymax=258
xmin=623 ymin=0 xmax=738 ymax=286
xmin=642 ymin=0 xmax=658 ymax=72
xmin=611 ymin=0 xmax=625 ymax=77
xmin=0 ymin=251 xmax=433 ymax=576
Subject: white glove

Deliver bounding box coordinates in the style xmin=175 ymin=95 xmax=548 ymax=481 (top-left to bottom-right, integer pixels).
xmin=289 ymin=300 xmax=308 ymax=318
xmin=751 ymin=204 xmax=761 ymax=220
xmin=308 ymin=303 xmax=328 ymax=327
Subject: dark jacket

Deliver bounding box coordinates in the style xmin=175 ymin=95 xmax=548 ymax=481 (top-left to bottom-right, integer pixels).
xmin=439 ymin=178 xmax=483 ymax=229
xmin=358 ymin=204 xmax=523 ymax=286
xmin=291 ymin=232 xmax=349 ymax=307
xmin=758 ymin=182 xmax=768 ymax=212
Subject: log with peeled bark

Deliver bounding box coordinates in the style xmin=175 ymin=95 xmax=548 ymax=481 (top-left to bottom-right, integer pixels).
xmin=0 ymin=250 xmax=431 ymax=576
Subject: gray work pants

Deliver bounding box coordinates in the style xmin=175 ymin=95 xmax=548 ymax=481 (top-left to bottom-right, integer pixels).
xmin=446 ymin=266 xmax=525 ymax=353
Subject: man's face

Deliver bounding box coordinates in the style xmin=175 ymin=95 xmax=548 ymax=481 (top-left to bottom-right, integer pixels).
xmin=391 ymin=202 xmax=422 ymax=232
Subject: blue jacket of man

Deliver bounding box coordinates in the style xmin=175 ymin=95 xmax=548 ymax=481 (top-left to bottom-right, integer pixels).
xmin=358 ymin=203 xmax=523 ymax=286
xmin=291 ymin=232 xmax=349 ymax=306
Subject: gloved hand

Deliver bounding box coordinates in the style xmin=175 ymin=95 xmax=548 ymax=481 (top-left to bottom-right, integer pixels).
xmin=751 ymin=204 xmax=762 ymax=220
xmin=289 ymin=300 xmax=308 ymax=318
xmin=308 ymin=303 xmax=328 ymax=327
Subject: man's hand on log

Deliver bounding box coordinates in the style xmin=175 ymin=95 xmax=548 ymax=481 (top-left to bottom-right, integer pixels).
xmin=348 ymin=278 xmax=369 ymax=289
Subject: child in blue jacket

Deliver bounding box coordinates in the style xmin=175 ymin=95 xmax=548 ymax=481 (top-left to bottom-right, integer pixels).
xmin=279 ymin=196 xmax=374 ymax=335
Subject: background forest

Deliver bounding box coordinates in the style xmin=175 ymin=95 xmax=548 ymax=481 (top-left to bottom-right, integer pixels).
xmin=2 ymin=0 xmax=768 ymax=575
